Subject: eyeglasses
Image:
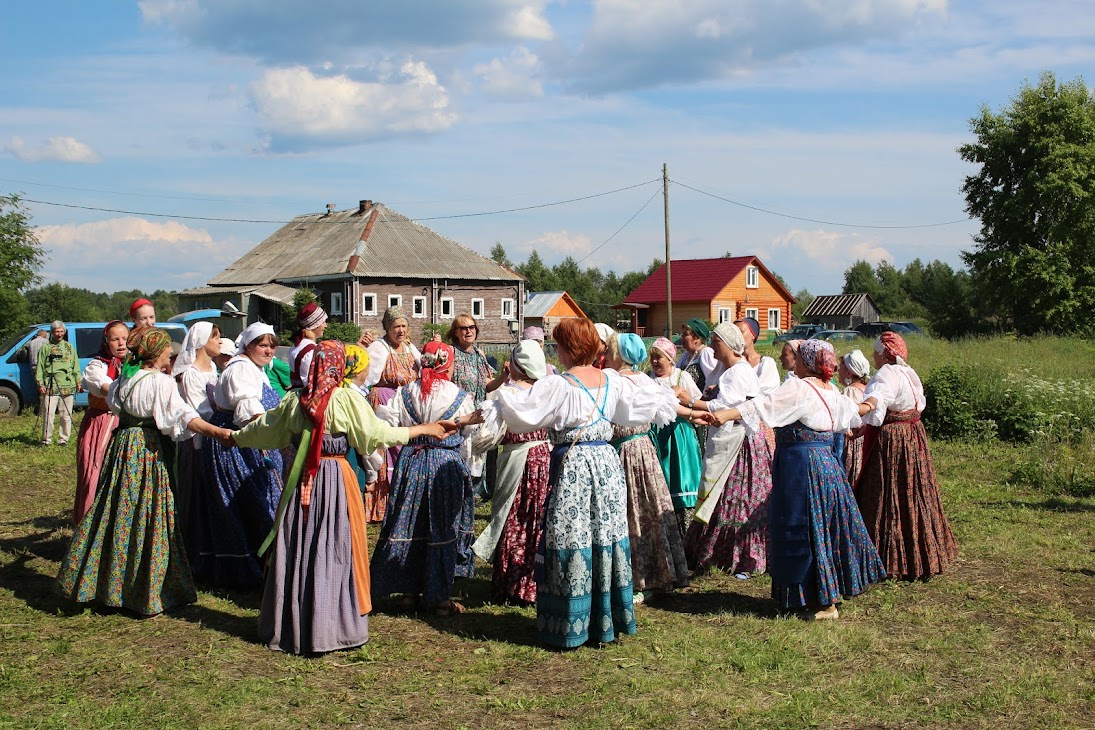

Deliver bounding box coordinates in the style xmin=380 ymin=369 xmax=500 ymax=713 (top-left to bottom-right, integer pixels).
xmin=457 ymin=325 xmax=478 ymax=331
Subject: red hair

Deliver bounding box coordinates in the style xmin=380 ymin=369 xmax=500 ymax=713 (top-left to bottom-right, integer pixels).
xmin=553 ymin=318 xmax=601 ymax=366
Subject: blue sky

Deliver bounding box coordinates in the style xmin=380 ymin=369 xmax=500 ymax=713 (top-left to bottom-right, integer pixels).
xmin=2 ymin=1 xmax=1093 ymax=297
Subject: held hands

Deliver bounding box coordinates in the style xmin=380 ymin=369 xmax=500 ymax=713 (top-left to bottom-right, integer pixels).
xmin=672 ymin=386 xmax=690 ymax=404
xmin=216 ymin=429 xmax=236 ymax=448
xmin=421 ymin=422 xmax=452 ymax=440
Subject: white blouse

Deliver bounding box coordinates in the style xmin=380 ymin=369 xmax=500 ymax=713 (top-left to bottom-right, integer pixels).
xmin=480 ymin=369 xmax=675 ymax=435
xmin=213 ymin=355 xmax=273 ymax=427
xmin=676 ymin=347 xmax=722 ymax=389
xmin=863 ymin=363 xmax=926 ymax=426
xmin=365 ymin=339 xmax=422 ymax=387
xmin=178 ymin=365 xmax=218 ymax=419
xmin=287 ymin=337 xmax=317 ymax=382
xmin=843 ymin=383 xmax=867 ymax=406
xmin=373 ymin=379 xmax=477 ymax=471
xmin=107 ymin=369 xmax=200 ymax=442
xmin=650 ymin=367 xmax=702 ymax=402
xmin=738 ymin=376 xmax=863 ymax=434
xmin=709 ymin=361 xmax=762 ymax=411
xmin=754 ymin=356 xmax=781 ymax=394
xmin=81 ymin=358 xmax=114 ymax=397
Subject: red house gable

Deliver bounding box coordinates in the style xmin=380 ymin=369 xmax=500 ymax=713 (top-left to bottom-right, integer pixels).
xmin=624 ymin=256 xmax=794 ymax=304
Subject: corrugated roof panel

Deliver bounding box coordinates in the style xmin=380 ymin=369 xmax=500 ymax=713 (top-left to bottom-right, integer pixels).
xmin=801 ymin=293 xmax=875 ymax=318
xmin=524 ymin=291 xmax=565 ymax=318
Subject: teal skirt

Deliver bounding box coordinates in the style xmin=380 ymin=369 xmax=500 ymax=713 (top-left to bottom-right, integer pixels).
xmin=653 ymin=417 xmax=703 ymax=510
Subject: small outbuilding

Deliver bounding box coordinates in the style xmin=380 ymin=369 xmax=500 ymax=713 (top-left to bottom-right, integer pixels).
xmin=522 ymin=291 xmax=586 ymax=339
xmin=800 ymin=293 xmax=880 ymax=330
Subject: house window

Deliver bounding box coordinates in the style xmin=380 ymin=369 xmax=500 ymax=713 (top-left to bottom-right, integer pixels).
xmin=330 ymin=292 xmax=343 ymax=316
xmin=746 ymin=266 xmax=759 ymax=289
xmin=500 ymin=298 xmax=516 ymax=320
xmin=745 ymin=307 xmax=758 ymax=321
xmin=471 ymin=298 xmax=485 ymax=319
xmin=387 ymin=294 xmax=402 ymax=310
xmin=362 ymin=293 xmax=377 ymax=316
xmin=412 ymin=296 xmax=427 ymax=319
xmin=194 ymin=300 xmax=208 ymax=310
xmin=440 ymin=297 xmax=455 ymax=319
xmin=717 ymin=307 xmax=733 ymax=323
xmin=768 ymin=308 xmax=781 ymax=331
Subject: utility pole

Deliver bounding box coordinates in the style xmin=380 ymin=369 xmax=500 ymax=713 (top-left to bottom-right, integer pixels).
xmin=663 ymin=163 xmax=672 ymax=337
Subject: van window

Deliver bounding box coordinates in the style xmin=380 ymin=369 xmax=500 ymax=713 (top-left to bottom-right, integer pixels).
xmin=1 ymin=326 xmax=35 ymax=363
xmin=75 ymin=327 xmax=105 ymax=358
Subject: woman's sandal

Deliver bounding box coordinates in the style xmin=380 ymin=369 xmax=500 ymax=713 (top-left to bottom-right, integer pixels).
xmin=434 ymin=600 xmax=465 ymax=617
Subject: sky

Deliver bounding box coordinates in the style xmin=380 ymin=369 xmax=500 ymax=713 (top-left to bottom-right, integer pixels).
xmin=2 ymin=1 xmax=1093 ymax=298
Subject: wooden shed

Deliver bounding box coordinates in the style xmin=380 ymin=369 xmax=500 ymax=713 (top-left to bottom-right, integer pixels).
xmin=800 ymin=293 xmax=880 ymax=330
xmin=523 ymin=291 xmax=586 ymax=339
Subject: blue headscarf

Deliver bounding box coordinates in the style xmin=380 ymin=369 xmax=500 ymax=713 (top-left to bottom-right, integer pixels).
xmin=617 ymin=333 xmax=648 ymax=367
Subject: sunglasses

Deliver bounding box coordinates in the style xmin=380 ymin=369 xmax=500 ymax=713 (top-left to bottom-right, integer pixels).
xmin=457 ymin=325 xmax=478 ymax=331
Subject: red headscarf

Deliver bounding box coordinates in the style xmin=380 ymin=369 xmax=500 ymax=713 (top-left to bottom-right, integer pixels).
xmin=420 ymin=340 xmax=454 ymax=401
xmin=798 ymin=339 xmax=838 ymax=381
xmin=298 ymin=340 xmax=346 ymax=506
xmin=875 ymin=331 xmax=908 ymax=366
xmin=96 ymin=320 xmax=127 ymax=379
xmin=129 ymin=298 xmax=153 ymax=318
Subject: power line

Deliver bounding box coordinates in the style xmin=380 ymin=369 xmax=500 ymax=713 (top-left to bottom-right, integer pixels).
xmin=407 ymin=179 xmax=660 ymax=221
xmin=577 ymin=187 xmax=663 ymax=265
xmin=671 ymin=178 xmax=974 ymax=229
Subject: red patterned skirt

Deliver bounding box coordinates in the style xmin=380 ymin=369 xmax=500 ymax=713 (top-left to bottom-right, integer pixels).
xmin=855 ymin=410 xmax=958 ymax=580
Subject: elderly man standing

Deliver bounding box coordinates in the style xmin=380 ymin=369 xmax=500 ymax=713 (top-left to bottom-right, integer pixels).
xmin=36 ymin=321 xmax=80 ymax=446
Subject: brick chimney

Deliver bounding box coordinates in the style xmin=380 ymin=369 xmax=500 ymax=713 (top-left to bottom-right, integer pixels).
xmin=356 ymin=199 xmax=373 ymax=216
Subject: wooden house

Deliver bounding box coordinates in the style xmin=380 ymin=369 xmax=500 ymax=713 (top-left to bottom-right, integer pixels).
xmin=523 ymin=291 xmax=586 ymax=339
xmin=800 ymin=293 xmax=880 ymax=330
xmin=619 ymin=256 xmax=795 ymax=337
xmin=180 ymin=200 xmax=525 ymax=344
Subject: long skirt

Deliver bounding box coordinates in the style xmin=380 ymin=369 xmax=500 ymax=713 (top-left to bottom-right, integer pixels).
xmin=855 ymin=411 xmax=958 ymax=581
xmin=174 ymin=438 xmax=201 ymax=553
xmin=193 ymin=410 xmax=284 ymax=588
xmin=769 ymin=423 xmax=885 ymax=609
xmin=490 ymin=442 xmax=551 ymax=604
xmin=73 ymin=408 xmax=118 ymax=525
xmin=684 ymin=429 xmax=773 ymax=575
xmin=370 ymin=439 xmax=475 ymax=605
xmin=58 ymin=425 xmax=196 ymax=615
xmin=538 ymin=424 xmax=636 ymax=649
xmin=653 ymin=418 xmax=703 ymax=534
xmin=843 ymin=434 xmax=865 ymax=487
xmin=614 ymin=427 xmax=689 ymax=594
xmin=261 ymin=434 xmax=372 ymax=655
xmin=364 ymin=386 xmax=398 ymax=522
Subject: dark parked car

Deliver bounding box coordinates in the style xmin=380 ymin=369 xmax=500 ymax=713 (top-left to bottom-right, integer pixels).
xmin=809 ymin=329 xmax=863 ymax=342
xmin=773 ymin=324 xmax=823 ymax=344
xmin=854 ymin=321 xmax=921 ymax=338
xmin=889 ymin=321 xmax=926 ymax=336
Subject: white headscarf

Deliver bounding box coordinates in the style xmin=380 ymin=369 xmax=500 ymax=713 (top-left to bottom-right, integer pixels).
xmin=594 ymin=323 xmax=616 ymax=345
xmin=511 ymin=340 xmax=548 ymax=381
xmin=711 ymin=321 xmax=745 ymax=355
xmin=843 ymin=349 xmax=871 ymax=379
xmin=171 ymin=321 xmax=215 ymax=377
xmin=236 ymin=322 xmax=276 ymax=351
xmin=219 ymin=337 xmax=238 ymax=357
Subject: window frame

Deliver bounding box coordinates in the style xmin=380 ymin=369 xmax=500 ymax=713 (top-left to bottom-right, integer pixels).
xmin=361 ymin=292 xmax=377 ymax=316
xmin=745 ymin=307 xmax=759 ymax=321
xmin=387 ymin=294 xmax=402 ymax=310
xmin=471 ymin=298 xmax=485 ymax=319
xmin=330 ymin=292 xmax=343 ymax=316
xmin=746 ymin=266 xmax=759 ymax=289
xmin=717 ymin=307 xmax=733 ymax=323
xmin=767 ymin=308 xmax=781 ymax=331
xmin=412 ymin=296 xmax=427 ymax=319
xmin=440 ymin=297 xmax=455 ymax=320
xmin=500 ymin=298 xmax=516 ymax=320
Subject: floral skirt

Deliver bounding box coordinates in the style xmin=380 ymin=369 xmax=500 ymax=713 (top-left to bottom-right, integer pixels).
xmin=855 ymin=414 xmax=958 ymax=580
xmin=58 ymin=425 xmax=196 ymax=615
xmin=491 ymin=443 xmax=552 ymax=604
xmin=684 ymin=429 xmax=773 ymax=575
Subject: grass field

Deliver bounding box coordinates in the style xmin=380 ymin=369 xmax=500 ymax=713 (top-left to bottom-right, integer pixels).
xmin=2 ymin=338 xmax=1094 ymax=729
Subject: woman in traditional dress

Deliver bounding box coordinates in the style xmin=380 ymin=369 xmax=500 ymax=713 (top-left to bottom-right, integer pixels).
xmin=460 ymin=318 xmax=674 ymax=648
xmin=779 ymin=340 xmax=802 ymax=383
xmin=678 ymin=323 xmax=773 ymax=578
xmin=647 ymin=337 xmax=703 ymax=535
xmin=604 ymin=334 xmax=688 ymax=602
xmin=195 ymin=323 xmax=285 ymax=588
xmin=447 ymin=313 xmax=498 ymax=493
xmin=287 ymin=301 xmax=327 ymax=389
xmin=129 ymin=298 xmax=156 ymax=328
xmin=231 ymin=341 xmax=448 ymax=654
xmin=676 ymin=318 xmax=720 ymax=395
xmin=171 ymin=322 xmax=220 ymax=543
xmin=370 ymin=341 xmax=477 ymax=616
xmin=698 ymin=339 xmax=886 ymax=619
xmin=58 ymin=327 xmax=230 ymax=616
xmin=364 ymin=306 xmax=421 ymax=523
xmin=73 ymin=320 xmax=128 ymax=525
xmin=839 ymin=349 xmax=871 ymax=487
xmin=855 ymin=332 xmax=958 ymax=581
xmin=469 ymin=341 xmax=552 ymax=604
xmin=736 ymin=317 xmax=780 ymax=393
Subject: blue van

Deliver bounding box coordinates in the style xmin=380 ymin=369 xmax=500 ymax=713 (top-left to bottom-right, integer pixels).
xmin=0 ymin=322 xmax=188 ymax=416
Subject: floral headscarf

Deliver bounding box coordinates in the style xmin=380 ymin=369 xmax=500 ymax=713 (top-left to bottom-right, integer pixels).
xmin=97 ymin=320 xmax=127 ymax=379
xmin=874 ymin=331 xmax=908 ymax=366
xmin=420 ymin=340 xmax=454 ymax=400
xmin=299 ymin=340 xmax=347 ymax=506
xmin=342 ymin=343 xmax=370 ymax=387
xmin=798 ymin=339 xmax=838 ymax=381
xmin=651 ymin=336 xmax=677 ymax=361
xmin=382 ymin=306 xmax=408 ymax=332
xmin=122 ymin=326 xmax=172 ymax=378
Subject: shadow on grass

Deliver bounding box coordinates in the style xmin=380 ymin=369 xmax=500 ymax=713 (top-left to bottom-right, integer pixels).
xmin=981 ymin=497 xmax=1095 ymax=513
xmin=171 ymin=602 xmax=261 ymax=643
xmin=420 ymin=608 xmax=541 ymax=647
xmin=0 ymin=515 xmax=85 ymax=616
xmin=653 ymin=588 xmax=780 ymax=618
xmin=0 ymin=431 xmax=46 ymax=447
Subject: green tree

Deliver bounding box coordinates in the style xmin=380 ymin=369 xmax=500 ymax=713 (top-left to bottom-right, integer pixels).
xmin=515 ymin=250 xmax=557 ymax=292
xmin=959 ymin=72 xmax=1095 ymax=335
xmin=792 ymin=288 xmax=814 ymax=323
xmin=26 ymin=283 xmax=105 ymax=323
xmin=0 ymin=194 xmax=45 ymax=338
xmin=489 ymin=242 xmax=513 ymax=268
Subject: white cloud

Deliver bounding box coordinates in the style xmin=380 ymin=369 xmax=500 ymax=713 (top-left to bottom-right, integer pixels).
xmin=250 ymin=62 xmax=456 ymax=149
xmin=474 ymin=47 xmax=543 ymax=100
xmin=521 ymin=230 xmax=592 ymax=257
xmin=140 ymin=0 xmax=553 ymax=64
xmin=4 ymin=136 xmax=102 ymax=163
xmin=36 ymin=217 xmax=239 ymax=290
xmin=765 ymin=229 xmax=894 ymax=272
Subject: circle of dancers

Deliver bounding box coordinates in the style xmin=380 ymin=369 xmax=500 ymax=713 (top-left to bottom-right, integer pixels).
xmin=57 ymin=302 xmax=958 ymax=654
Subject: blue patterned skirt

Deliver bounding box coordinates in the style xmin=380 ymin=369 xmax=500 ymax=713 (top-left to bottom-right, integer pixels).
xmin=769 ymin=423 xmax=886 ymax=609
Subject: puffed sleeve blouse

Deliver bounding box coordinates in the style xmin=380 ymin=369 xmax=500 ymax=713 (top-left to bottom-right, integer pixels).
xmin=708 ymin=361 xmax=762 ymax=411
xmin=737 ymin=376 xmax=863 ymax=435
xmin=107 ymin=369 xmax=200 ymax=442
xmin=862 ymin=363 xmax=926 ymax=427
xmin=364 ymin=339 xmax=422 ymax=388
xmin=81 ymin=358 xmax=113 ymax=397
xmin=213 ymin=355 xmax=272 ymax=428
xmin=754 ymin=356 xmax=782 ymax=394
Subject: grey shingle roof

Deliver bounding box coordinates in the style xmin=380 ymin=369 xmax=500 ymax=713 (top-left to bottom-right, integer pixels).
xmin=801 ymin=293 xmax=878 ymax=318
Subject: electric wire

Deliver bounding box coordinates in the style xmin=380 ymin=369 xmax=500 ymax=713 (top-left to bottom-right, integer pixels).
xmin=577 ymin=187 xmax=662 ymax=265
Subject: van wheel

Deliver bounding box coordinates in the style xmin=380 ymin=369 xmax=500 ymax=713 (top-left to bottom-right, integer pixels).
xmin=0 ymin=386 xmax=21 ymax=417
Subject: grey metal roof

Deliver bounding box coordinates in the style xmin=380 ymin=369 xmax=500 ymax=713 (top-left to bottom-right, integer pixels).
xmin=208 ymin=203 xmax=522 ymax=286
xmin=178 ymin=282 xmax=298 ymax=306
xmin=801 ymin=293 xmax=879 ymax=318
xmin=524 ymin=291 xmax=566 ymax=319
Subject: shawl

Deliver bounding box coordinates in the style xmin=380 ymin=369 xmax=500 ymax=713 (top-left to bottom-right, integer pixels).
xmin=122 ymin=326 xmax=171 ymax=378
xmin=298 ymin=340 xmax=346 ymax=507
xmin=712 ymin=321 xmax=745 ymax=355
xmin=420 ymin=341 xmax=454 ymax=401
xmin=799 ymin=339 xmax=837 ymax=381
xmin=96 ymin=320 xmax=126 ymax=379
xmin=843 ymin=349 xmax=871 ymax=379
xmin=651 ymin=336 xmax=677 ymax=361
xmin=342 ymin=343 xmax=370 ymax=387
xmin=875 ymin=331 xmax=908 ymax=366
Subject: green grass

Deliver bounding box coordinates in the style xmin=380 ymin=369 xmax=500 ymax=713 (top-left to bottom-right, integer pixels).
xmin=3 ymin=395 xmax=1095 ymax=727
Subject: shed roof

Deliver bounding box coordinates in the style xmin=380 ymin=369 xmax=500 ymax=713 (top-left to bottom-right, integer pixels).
xmin=524 ymin=291 xmax=586 ymax=319
xmin=208 ymin=203 xmax=522 ymax=286
xmin=624 ymin=256 xmax=795 ymax=304
xmin=801 ymin=293 xmax=879 ymax=318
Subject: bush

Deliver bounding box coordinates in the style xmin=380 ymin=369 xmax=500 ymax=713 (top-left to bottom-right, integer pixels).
xmin=1010 ymin=435 xmax=1095 ymax=498
xmin=922 ymin=364 xmax=1040 ymax=443
xmin=320 ymin=321 xmax=361 ymax=345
